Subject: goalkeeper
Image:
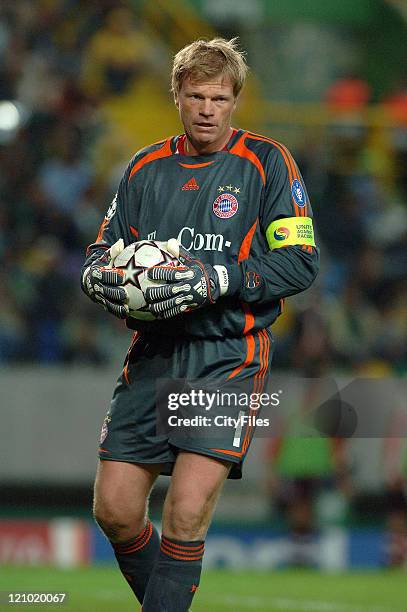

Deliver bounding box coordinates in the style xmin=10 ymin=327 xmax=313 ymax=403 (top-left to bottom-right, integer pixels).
xmin=81 ymin=37 xmax=319 ymax=611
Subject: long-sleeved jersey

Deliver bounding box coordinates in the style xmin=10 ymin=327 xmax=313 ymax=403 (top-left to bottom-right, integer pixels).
xmin=83 ymin=129 xmax=319 ymax=339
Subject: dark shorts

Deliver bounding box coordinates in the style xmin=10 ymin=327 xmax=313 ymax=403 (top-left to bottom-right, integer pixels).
xmin=98 ymin=328 xmax=273 ymax=479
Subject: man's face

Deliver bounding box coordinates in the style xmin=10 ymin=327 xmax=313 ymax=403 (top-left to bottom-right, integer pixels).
xmin=175 ymin=74 xmax=237 ymax=154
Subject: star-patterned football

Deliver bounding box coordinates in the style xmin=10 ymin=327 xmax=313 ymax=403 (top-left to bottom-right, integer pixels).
xmin=111 ymin=240 xmax=180 ymax=320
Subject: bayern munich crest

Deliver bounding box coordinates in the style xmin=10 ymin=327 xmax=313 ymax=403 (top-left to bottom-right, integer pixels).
xmin=213 ymin=186 xmax=239 ymax=219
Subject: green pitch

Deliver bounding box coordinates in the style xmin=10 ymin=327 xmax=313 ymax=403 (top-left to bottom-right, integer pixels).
xmin=0 ymin=566 xmax=406 ymax=611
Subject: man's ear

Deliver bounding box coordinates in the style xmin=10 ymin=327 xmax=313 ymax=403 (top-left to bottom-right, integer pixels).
xmin=174 ymin=93 xmax=179 ymax=108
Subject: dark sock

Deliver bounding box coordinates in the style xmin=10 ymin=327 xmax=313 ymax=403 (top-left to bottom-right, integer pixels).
xmin=142 ymin=535 xmax=204 ymax=611
xmin=111 ymin=519 xmax=159 ymax=604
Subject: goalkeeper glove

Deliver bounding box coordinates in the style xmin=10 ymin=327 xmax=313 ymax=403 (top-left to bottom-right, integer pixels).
xmin=81 ymin=239 xmax=129 ymax=319
xmin=145 ymin=240 xmax=230 ymax=319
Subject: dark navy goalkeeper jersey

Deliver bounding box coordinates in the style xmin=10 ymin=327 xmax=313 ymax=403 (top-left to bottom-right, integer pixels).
xmin=84 ymin=128 xmax=319 ymax=339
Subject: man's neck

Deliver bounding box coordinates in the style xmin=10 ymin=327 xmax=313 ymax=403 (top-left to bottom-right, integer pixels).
xmin=185 ymin=127 xmax=234 ymax=155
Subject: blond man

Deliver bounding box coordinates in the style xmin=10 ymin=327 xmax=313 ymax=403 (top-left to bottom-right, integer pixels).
xmin=82 ymin=37 xmax=318 ymax=610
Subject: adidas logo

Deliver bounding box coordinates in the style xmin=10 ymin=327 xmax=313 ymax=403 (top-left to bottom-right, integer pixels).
xmin=193 ymin=280 xmax=207 ymax=298
xmin=182 ymin=177 xmax=199 ymax=191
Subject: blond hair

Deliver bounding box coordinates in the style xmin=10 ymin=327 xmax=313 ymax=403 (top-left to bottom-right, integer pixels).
xmin=171 ymin=37 xmax=248 ymax=99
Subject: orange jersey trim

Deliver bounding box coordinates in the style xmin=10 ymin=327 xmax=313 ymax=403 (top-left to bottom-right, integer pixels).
xmin=242 ymin=302 xmax=255 ymax=335
xmin=227 ymin=333 xmax=255 ymax=380
xmin=211 ymin=410 xmax=258 ymax=458
xmin=256 ymin=329 xmax=270 ymax=384
xmin=254 ymin=329 xmax=265 ymax=393
xmin=178 ymin=161 xmax=216 ymax=169
xmin=238 ymin=218 xmax=258 ymax=335
xmin=95 ymin=217 xmax=109 ymax=244
xmin=130 ymin=225 xmax=139 ymax=238
xmin=238 ymin=218 xmax=258 ymax=263
xmin=122 ymin=332 xmax=140 ymax=384
xmin=210 ymin=447 xmax=245 ymax=458
xmin=229 ymin=133 xmax=266 ymax=186
xmin=248 ymin=132 xmax=308 ymax=218
xmin=211 ymin=329 xmax=271 ymax=458
xmin=128 ymin=138 xmax=173 ymax=183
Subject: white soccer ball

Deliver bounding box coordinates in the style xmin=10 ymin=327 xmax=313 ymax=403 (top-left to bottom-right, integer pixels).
xmin=111 ymin=240 xmax=180 ymax=320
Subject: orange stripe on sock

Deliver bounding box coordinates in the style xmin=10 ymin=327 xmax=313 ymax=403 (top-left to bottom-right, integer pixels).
xmin=161 ymin=538 xmax=204 ymax=552
xmin=160 ymin=549 xmax=204 ymax=560
xmin=114 ymin=521 xmax=153 ymax=554
xmin=161 ymin=542 xmax=204 ymax=551
xmin=120 ymin=539 xmax=151 ymax=554
xmin=160 ymin=549 xmax=204 ymax=561
xmin=160 ymin=540 xmax=204 ymax=560
xmin=115 ymin=521 xmax=151 ymax=547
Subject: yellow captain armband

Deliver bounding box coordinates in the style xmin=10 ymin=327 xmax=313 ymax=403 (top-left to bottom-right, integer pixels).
xmin=266 ymin=217 xmax=316 ymax=250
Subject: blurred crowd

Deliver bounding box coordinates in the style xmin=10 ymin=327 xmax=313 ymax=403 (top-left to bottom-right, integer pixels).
xmin=0 ymin=0 xmax=406 ymax=376
xmin=274 ymin=120 xmax=407 ymax=377
xmin=0 ymin=0 xmax=157 ymax=364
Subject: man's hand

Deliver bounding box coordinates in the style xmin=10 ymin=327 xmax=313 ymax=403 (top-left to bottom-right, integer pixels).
xmin=81 ymin=239 xmax=129 ymax=319
xmin=144 ymin=241 xmax=229 ymax=319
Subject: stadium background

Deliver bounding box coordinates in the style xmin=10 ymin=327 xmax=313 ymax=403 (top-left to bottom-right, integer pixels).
xmin=0 ymin=0 xmax=406 ymax=610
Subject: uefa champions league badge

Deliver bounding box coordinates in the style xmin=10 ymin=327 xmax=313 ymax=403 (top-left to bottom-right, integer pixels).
xmin=291 ymin=179 xmax=306 ymax=208
xmin=213 ymin=184 xmax=240 ymax=219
